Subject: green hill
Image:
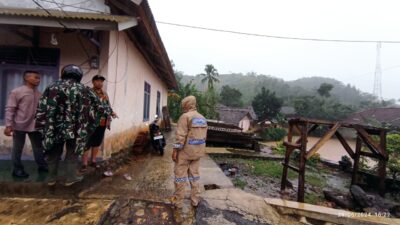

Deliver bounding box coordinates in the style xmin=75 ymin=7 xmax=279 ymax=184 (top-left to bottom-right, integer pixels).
xmin=181 ymin=73 xmax=376 ymax=106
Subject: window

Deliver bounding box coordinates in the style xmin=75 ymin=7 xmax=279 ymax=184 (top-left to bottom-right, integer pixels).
xmin=156 ymin=91 xmax=161 ymax=117
xmin=143 ymin=82 xmax=151 ymax=121
xmin=0 ymin=47 xmax=59 ymax=124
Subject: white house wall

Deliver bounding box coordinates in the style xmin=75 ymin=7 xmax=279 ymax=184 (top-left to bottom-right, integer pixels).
xmin=239 ymin=115 xmax=251 ymax=132
xmin=102 ymin=31 xmax=169 ymax=158
xmin=0 ymin=27 xmax=110 ymax=156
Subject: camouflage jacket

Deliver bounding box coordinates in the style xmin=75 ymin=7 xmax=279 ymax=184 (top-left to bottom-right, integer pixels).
xmin=35 ymin=79 xmax=112 ymax=155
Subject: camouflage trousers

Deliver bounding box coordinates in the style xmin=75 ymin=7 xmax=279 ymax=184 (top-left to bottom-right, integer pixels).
xmin=173 ymin=155 xmax=201 ymax=208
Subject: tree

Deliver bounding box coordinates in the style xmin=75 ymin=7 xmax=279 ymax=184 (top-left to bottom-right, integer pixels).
xmin=220 ymin=85 xmax=243 ymax=107
xmin=386 ymin=134 xmax=400 ymax=180
xmin=168 ymin=63 xmax=204 ymax=121
xmin=200 ymin=64 xmax=219 ymax=90
xmin=317 ymin=83 xmax=334 ymax=97
xmin=251 ymin=87 xmax=283 ymax=120
xmin=168 ymin=63 xmax=219 ymax=121
xmin=293 ymin=95 xmax=356 ymax=121
xmin=202 ymin=89 xmax=219 ymax=119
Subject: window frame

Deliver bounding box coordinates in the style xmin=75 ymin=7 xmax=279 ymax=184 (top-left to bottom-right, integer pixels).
xmin=143 ymin=81 xmax=151 ymax=121
xmin=156 ymin=91 xmax=161 ymax=117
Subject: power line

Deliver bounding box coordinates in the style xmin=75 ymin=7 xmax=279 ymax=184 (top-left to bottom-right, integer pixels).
xmin=38 ymin=0 xmax=109 ymax=14
xmin=156 ymin=21 xmax=400 ymax=44
xmin=33 ymin=1 xmax=400 ymax=44
xmin=32 ymin=0 xmax=68 ymax=28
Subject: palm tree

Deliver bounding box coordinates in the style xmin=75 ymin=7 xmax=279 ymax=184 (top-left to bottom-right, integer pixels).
xmin=200 ymin=64 xmax=219 ymax=90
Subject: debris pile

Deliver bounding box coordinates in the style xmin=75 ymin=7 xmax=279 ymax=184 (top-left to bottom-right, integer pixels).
xmin=324 ymin=185 xmax=400 ymax=218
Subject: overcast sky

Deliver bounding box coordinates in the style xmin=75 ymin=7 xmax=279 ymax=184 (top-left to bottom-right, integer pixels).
xmin=149 ymin=0 xmax=400 ymax=100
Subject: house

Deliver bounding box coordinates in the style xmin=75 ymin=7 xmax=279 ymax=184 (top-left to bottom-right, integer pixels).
xmin=216 ymin=104 xmax=258 ymax=132
xmin=343 ymin=107 xmax=400 ymax=130
xmin=280 ymin=106 xmax=296 ymax=118
xmin=0 ymin=0 xmax=177 ymax=158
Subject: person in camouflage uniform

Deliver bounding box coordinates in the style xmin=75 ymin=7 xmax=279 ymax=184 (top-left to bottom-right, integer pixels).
xmin=35 ymin=64 xmax=112 ymax=186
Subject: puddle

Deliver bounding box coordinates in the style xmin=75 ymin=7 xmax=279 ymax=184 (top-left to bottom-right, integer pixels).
xmin=204 ymin=184 xmax=221 ymax=190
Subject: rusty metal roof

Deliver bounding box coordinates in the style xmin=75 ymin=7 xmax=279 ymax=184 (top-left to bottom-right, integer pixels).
xmin=0 ymin=7 xmax=133 ymax=23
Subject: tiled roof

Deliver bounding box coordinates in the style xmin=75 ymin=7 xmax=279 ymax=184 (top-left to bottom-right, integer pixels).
xmin=343 ymin=107 xmax=400 ymax=129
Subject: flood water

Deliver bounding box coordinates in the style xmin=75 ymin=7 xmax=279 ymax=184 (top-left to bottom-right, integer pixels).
xmin=305 ymin=136 xmax=355 ymax=163
xmin=284 ymin=137 xmax=377 ymax=167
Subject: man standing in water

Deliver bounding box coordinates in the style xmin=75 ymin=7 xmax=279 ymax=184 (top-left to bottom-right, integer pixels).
xmin=171 ymin=95 xmax=208 ymax=209
xmin=4 ymin=71 xmax=47 ymax=178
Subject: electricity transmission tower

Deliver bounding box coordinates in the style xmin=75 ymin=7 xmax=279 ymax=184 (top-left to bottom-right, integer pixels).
xmin=373 ymin=42 xmax=382 ymax=100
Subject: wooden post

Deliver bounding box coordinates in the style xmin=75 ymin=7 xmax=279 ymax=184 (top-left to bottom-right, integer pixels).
xmin=378 ymin=130 xmax=387 ymax=196
xmin=351 ymin=135 xmax=362 ymax=185
xmin=298 ymin=122 xmax=308 ymax=202
xmin=281 ymin=123 xmax=293 ymax=191
xmin=287 ymin=122 xmax=293 ymax=143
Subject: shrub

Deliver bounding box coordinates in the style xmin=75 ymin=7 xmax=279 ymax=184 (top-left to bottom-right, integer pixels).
xmin=233 ymin=178 xmax=247 ymax=189
xmin=308 ymin=153 xmax=321 ymax=166
xmin=387 ymin=134 xmax=400 ymax=155
xmin=273 ymin=141 xmax=286 ymax=155
xmin=261 ymin=127 xmax=287 ymax=141
xmin=388 ymin=153 xmax=400 ymax=180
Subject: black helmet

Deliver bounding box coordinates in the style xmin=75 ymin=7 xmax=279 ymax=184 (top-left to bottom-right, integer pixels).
xmin=61 ymin=64 xmax=83 ymax=82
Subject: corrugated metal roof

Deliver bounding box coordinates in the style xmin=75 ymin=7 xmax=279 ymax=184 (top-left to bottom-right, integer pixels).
xmin=0 ymin=7 xmax=133 ymax=23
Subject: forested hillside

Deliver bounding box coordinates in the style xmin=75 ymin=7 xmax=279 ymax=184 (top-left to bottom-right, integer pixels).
xmin=181 ymin=73 xmax=377 ymax=107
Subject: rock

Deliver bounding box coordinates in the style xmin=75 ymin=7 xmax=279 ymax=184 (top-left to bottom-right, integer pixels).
xmin=161 ymin=212 xmax=169 ymax=220
xmin=323 ymin=190 xmax=354 ymax=209
xmin=350 ymin=185 xmax=397 ymax=215
xmin=197 ymin=188 xmax=302 ymax=225
xmin=135 ymin=209 xmax=145 ymax=217
xmin=390 ymin=205 xmax=400 ymax=218
xmin=285 ymin=179 xmax=293 ymax=189
xmin=350 ymin=185 xmax=374 ymax=208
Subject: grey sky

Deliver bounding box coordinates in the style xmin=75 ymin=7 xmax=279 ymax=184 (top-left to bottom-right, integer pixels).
xmin=149 ymin=0 xmax=400 ymax=100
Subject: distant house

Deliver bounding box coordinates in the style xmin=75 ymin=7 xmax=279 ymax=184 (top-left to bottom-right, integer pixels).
xmin=280 ymin=106 xmax=296 ymax=118
xmin=216 ymin=104 xmax=258 ymax=132
xmin=343 ymin=108 xmax=400 ymax=129
xmin=0 ymin=0 xmax=177 ymax=158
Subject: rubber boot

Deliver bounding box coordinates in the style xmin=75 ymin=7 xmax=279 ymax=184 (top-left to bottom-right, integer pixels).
xmin=47 ymin=161 xmax=59 ymax=186
xmin=64 ymin=161 xmax=83 ymax=186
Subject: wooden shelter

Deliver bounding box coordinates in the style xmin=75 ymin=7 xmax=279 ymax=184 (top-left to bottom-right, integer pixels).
xmin=206 ymin=120 xmax=261 ymax=151
xmin=281 ymin=117 xmax=389 ymax=202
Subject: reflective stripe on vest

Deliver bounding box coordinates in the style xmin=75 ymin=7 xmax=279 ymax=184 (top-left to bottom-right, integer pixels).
xmin=192 ymin=118 xmax=207 ymax=126
xmin=188 ymin=139 xmax=206 ymax=145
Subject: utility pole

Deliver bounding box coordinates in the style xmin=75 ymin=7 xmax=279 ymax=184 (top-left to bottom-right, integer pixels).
xmin=373 ymin=42 xmax=382 ymax=100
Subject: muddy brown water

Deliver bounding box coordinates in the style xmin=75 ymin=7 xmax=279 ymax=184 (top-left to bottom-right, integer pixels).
xmin=303 ymin=136 xmax=355 ymax=163
xmin=267 ymin=136 xmax=356 ymax=163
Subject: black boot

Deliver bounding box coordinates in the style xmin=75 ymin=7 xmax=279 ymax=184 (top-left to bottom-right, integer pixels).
xmin=47 ymin=161 xmax=59 ymax=186
xmin=64 ymin=161 xmax=83 ymax=186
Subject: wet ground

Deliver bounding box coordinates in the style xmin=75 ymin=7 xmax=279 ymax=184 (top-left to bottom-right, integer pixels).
xmin=211 ymin=155 xmax=352 ymax=205
xmin=80 ymin=151 xmax=174 ymax=201
xmin=0 ymin=130 xmax=195 ymax=225
xmin=0 ymin=197 xmax=111 ymax=225
xmin=0 ymin=128 xmax=235 ymax=225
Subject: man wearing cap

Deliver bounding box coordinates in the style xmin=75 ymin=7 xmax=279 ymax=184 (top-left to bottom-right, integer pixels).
xmin=81 ymin=75 xmax=117 ymax=172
